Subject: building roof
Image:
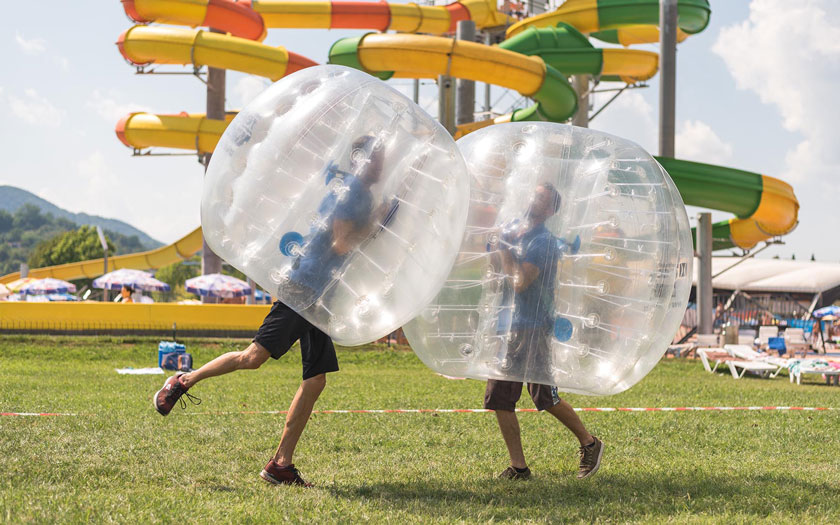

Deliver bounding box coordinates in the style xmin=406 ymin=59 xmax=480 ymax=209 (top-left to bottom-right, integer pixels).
xmin=693 ymin=257 xmax=840 ymax=295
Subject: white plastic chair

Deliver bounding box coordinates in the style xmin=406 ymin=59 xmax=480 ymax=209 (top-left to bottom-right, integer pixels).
xmin=784 ymin=328 xmax=810 ymax=356
xmin=758 ymin=326 xmax=778 ymax=349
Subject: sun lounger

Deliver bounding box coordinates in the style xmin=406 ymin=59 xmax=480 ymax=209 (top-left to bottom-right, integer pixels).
xmin=784 ymin=328 xmax=810 ymax=357
xmin=698 ymin=348 xmax=734 ymax=374
xmin=724 ymin=344 xmax=788 ymax=378
xmin=758 ymin=326 xmax=778 ymax=349
xmin=787 ymin=358 xmax=840 ymax=385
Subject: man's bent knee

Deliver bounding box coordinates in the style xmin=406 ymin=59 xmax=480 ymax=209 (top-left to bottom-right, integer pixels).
xmin=240 ymin=343 xmax=271 ymax=369
xmin=302 ymin=373 xmax=326 ymax=392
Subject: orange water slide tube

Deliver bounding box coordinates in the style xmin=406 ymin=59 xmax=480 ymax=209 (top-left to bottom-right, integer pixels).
xmin=116 ymin=25 xmax=316 ymax=80
xmin=122 ymin=0 xmax=267 ymax=41
xmin=253 ymin=0 xmax=510 ymax=33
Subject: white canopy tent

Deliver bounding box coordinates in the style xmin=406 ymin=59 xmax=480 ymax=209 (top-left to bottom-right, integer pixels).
xmin=693 ymin=258 xmax=840 ymax=296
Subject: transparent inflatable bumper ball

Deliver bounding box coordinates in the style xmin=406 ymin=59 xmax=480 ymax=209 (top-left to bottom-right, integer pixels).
xmin=403 ymin=122 xmax=693 ymax=396
xmin=202 ymin=65 xmax=469 ymax=345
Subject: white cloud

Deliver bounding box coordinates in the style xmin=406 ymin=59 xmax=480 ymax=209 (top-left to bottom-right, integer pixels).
xmin=86 ymin=90 xmax=149 ymax=122
xmin=712 ymin=0 xmax=840 ymax=182
xmin=55 ymin=56 xmax=70 ymax=72
xmin=7 ymin=88 xmax=63 ymax=127
xmin=233 ymin=76 xmax=269 ymax=107
xmin=15 ymin=32 xmax=46 ymax=54
xmin=588 ymin=90 xmax=657 ymax=152
xmin=675 ymin=120 xmax=733 ymax=164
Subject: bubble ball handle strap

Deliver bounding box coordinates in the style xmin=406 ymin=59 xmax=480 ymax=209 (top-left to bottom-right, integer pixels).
xmin=279 ymin=231 xmax=305 ymax=257
xmin=553 ymin=317 xmax=574 ymax=342
xmin=324 ymin=161 xmax=354 ymax=185
xmin=558 ymin=235 xmax=581 ymax=255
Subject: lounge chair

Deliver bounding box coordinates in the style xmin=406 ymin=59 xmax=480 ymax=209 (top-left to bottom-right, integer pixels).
xmin=724 ymin=344 xmax=788 ymax=378
xmin=784 ymin=328 xmax=810 ymax=357
xmin=787 ymin=358 xmax=840 ymax=385
xmin=758 ymin=326 xmax=778 ymax=349
xmin=697 ymin=348 xmax=734 ymax=374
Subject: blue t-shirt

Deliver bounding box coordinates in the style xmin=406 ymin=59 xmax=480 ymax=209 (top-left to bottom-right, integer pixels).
xmin=290 ymin=174 xmax=373 ymax=295
xmin=511 ymin=223 xmax=561 ymax=330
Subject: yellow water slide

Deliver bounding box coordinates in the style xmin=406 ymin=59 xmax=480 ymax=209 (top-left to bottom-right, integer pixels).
xmin=0 ymin=228 xmax=203 ymax=285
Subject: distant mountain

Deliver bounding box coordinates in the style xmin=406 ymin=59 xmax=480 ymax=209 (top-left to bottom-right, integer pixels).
xmin=0 ymin=185 xmax=162 ymax=250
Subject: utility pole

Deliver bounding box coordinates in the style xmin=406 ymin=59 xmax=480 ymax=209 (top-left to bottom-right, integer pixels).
xmin=658 ymin=0 xmax=677 ymax=157
xmin=455 ymin=20 xmax=476 ymax=127
xmin=201 ymin=29 xmax=226 ymax=303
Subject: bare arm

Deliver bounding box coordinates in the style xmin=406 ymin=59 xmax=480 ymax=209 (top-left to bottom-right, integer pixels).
xmin=331 ymin=218 xmax=364 ymax=255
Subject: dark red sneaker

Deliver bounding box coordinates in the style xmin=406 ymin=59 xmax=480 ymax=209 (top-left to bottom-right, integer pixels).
xmin=154 ymin=373 xmax=200 ymax=416
xmin=260 ymin=460 xmax=313 ymax=487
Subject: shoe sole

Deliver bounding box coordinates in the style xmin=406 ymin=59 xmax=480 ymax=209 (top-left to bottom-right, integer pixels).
xmin=260 ymin=470 xmax=281 ymax=485
xmin=153 ymin=384 xmax=170 ymax=416
xmin=578 ymin=442 xmax=604 ymax=480
xmin=260 ymin=470 xmax=312 ymax=487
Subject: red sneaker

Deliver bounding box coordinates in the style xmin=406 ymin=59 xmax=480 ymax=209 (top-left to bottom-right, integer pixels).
xmin=260 ymin=460 xmax=313 ymax=487
xmin=154 ymin=373 xmax=200 ymax=416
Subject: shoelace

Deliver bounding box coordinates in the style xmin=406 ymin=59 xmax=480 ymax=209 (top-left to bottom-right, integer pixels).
xmin=579 ymin=443 xmax=596 ymax=468
xmin=177 ymin=390 xmax=201 ymax=410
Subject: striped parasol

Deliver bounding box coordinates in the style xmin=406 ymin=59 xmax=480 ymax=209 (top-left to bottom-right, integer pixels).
xmin=20 ymin=278 xmax=77 ymax=295
xmin=813 ymin=305 xmax=840 ymax=319
xmin=185 ymin=273 xmax=252 ymax=298
xmin=5 ymin=277 xmax=39 ymax=293
xmin=92 ymin=269 xmax=171 ymax=292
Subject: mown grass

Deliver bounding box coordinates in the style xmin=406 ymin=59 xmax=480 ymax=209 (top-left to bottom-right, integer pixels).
xmin=1 ymin=335 xmax=839 ymax=524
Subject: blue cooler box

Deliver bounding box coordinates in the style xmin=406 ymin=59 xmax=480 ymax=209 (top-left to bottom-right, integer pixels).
xmin=158 ymin=341 xmax=186 ymax=367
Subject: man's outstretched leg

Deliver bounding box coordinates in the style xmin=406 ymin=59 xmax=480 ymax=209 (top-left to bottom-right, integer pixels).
xmin=154 ymin=343 xmax=270 ymax=416
xmin=260 ymin=373 xmax=327 ymax=487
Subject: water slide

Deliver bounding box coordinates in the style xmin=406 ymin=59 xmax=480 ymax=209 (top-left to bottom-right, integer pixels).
xmin=3 ymin=0 xmax=794 ymax=287
xmin=0 ymin=228 xmax=202 ymax=285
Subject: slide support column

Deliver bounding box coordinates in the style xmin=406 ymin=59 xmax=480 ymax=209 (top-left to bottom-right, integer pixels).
xmin=456 ymin=20 xmax=476 ymax=126
xmin=572 ymin=75 xmax=589 ymax=127
xmin=201 ymin=29 xmax=225 ymax=302
xmin=438 ymin=74 xmax=456 ymax=135
xmin=697 ymin=212 xmax=714 ymax=335
xmin=659 ymin=0 xmax=677 ymax=157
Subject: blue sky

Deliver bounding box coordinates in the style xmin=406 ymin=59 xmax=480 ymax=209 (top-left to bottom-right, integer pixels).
xmin=1 ymin=1 xmax=837 ymax=261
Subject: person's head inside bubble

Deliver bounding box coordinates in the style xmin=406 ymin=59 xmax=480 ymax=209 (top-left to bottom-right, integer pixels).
xmin=527 ymin=182 xmax=562 ymax=225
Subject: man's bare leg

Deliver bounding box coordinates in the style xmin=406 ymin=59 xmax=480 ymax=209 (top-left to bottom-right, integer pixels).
xmin=545 ymin=399 xmax=594 ymax=446
xmin=494 ymin=409 xmax=528 ymax=469
xmin=273 ymin=374 xmax=327 ymax=466
xmin=180 ymin=342 xmax=270 ymax=389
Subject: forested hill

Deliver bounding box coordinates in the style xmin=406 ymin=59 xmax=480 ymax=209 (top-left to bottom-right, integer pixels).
xmin=0 ymin=199 xmax=162 ymax=276
xmin=0 ymin=185 xmax=161 ymax=249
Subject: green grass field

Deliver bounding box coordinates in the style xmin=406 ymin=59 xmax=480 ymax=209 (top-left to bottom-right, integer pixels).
xmin=2 ymin=335 xmax=839 ymax=523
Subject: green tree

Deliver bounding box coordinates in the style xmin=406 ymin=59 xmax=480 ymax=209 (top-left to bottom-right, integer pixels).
xmin=155 ymin=256 xmax=200 ymax=289
xmin=153 ymin=256 xmax=201 ymax=301
xmin=0 ymin=210 xmax=12 ymax=233
xmin=791 ymin=253 xmax=796 ymax=260
xmin=12 ymin=204 xmax=48 ymax=230
xmin=811 ymin=253 xmax=816 ymax=261
xmin=28 ymin=225 xmax=113 ymax=268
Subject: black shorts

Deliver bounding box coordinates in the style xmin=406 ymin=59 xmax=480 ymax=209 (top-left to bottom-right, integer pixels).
xmin=484 ymin=325 xmax=560 ymax=411
xmin=484 ymin=379 xmax=561 ymax=412
xmin=253 ymin=301 xmax=339 ymax=380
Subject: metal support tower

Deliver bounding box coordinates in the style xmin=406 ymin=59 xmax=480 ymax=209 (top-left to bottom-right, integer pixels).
xmin=200 ymin=30 xmax=226 ymax=302
xmin=455 ymin=20 xmax=476 ymax=126
xmin=572 ymin=75 xmax=589 ymax=127
xmin=697 ymin=213 xmax=714 ymax=335
xmin=658 ymin=0 xmax=677 ymax=157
